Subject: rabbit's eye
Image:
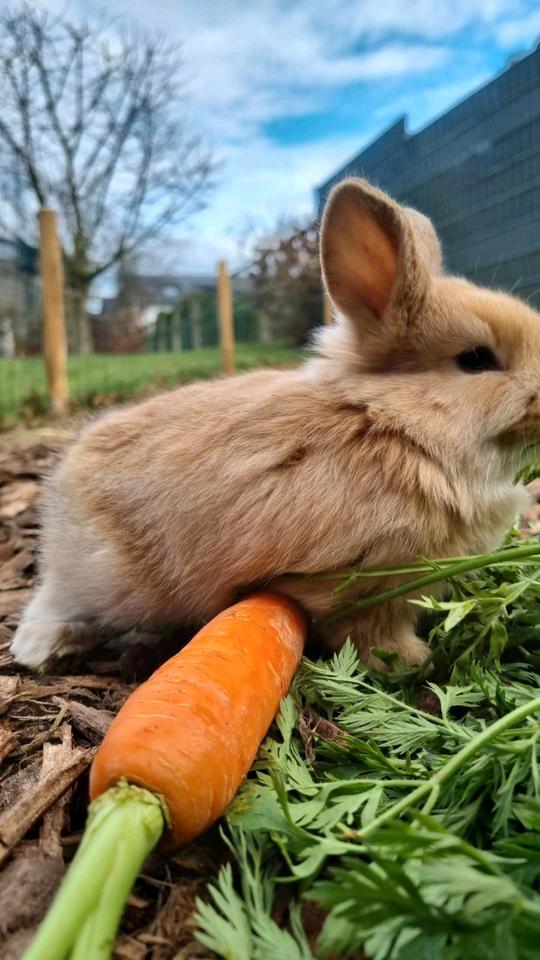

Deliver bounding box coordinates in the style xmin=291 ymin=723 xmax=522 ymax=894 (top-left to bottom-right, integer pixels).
xmin=456 ymin=346 xmax=501 ymax=374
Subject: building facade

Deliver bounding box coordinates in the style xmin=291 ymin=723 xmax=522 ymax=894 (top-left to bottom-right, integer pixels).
xmin=316 ymin=44 xmax=540 ymax=308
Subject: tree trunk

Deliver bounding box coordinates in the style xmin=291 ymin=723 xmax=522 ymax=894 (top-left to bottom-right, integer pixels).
xmin=65 ymin=272 xmax=94 ymax=353
xmin=64 ymin=249 xmax=94 ymax=354
xmin=258 ymin=309 xmax=273 ymax=344
xmin=67 ymin=278 xmax=93 ymax=355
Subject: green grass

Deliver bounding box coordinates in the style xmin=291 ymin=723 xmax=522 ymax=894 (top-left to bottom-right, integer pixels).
xmin=0 ymin=344 xmax=302 ymax=424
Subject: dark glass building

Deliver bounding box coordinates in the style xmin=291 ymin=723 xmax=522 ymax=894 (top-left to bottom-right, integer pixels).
xmin=316 ymin=44 xmax=540 ymax=307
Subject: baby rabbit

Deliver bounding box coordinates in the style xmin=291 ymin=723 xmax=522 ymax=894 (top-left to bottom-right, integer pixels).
xmin=11 ymin=177 xmax=540 ymax=671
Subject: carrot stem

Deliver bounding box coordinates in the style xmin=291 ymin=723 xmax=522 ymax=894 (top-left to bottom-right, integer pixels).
xmin=23 ymin=783 xmax=165 ymax=960
xmin=309 ymin=540 xmax=540 ymax=583
xmin=324 ymin=541 xmax=540 ymax=624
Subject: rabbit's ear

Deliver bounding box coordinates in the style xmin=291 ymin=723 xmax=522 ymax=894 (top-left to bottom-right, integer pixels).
xmin=403 ymin=207 xmax=443 ymax=275
xmin=321 ymin=178 xmax=429 ymax=328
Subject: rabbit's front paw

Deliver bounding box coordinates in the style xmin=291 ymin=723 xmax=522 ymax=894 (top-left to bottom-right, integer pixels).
xmin=350 ymin=621 xmax=430 ymax=671
xmin=366 ymin=633 xmax=430 ymax=671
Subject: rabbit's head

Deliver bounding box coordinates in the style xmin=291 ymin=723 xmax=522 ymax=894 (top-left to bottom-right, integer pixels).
xmin=317 ymin=177 xmax=540 ymax=480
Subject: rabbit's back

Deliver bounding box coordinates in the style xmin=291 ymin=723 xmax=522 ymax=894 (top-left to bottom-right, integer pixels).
xmin=47 ymin=367 xmax=386 ymax=624
xmin=44 ymin=344 xmax=529 ymax=634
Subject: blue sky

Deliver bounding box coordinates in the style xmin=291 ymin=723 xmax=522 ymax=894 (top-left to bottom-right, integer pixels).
xmin=29 ymin=1 xmax=540 ymax=274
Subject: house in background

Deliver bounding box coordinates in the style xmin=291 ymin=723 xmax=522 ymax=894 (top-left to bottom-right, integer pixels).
xmin=94 ymin=274 xmax=217 ymax=351
xmin=100 ymin=273 xmax=254 ymax=326
xmin=95 ymin=272 xmax=255 ymax=352
xmin=123 ymin=274 xmax=217 ymax=329
xmin=0 ymin=237 xmax=39 ymax=355
xmin=316 ymin=42 xmax=540 ymax=308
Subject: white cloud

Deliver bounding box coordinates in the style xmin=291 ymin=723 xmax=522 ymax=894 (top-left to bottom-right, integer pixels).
xmin=46 ymin=3 xmax=453 ymax=127
xmin=374 ymin=70 xmax=495 ymax=130
xmin=178 ymin=41 xmax=451 ymax=152
xmin=16 ymin=0 xmax=539 ymax=275
xmin=495 ymin=8 xmax=540 ymax=47
xmin=173 ymin=130 xmax=378 ymax=272
xmin=340 ymin=0 xmax=511 ymax=40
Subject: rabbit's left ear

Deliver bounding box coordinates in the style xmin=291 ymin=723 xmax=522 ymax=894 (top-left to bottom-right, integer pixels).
xmin=320 ymin=178 xmax=434 ymax=330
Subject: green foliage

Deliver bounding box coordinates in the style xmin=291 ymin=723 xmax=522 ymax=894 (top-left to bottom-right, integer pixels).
xmin=195 ymin=834 xmax=316 ymax=960
xmin=249 ymin=220 xmax=323 ymax=346
xmin=196 ymin=537 xmax=540 ymax=959
xmin=0 ymin=344 xmax=301 ymax=424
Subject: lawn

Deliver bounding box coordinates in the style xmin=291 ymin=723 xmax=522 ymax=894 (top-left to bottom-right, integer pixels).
xmin=0 ymin=343 xmax=303 ymax=423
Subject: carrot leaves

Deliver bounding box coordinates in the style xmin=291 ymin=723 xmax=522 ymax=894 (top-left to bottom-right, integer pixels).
xmin=197 ymin=536 xmax=540 ymax=959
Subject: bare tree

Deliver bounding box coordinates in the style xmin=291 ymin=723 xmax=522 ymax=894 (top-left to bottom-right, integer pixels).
xmin=250 ymin=219 xmax=323 ymax=345
xmin=0 ymin=4 xmax=215 ymax=351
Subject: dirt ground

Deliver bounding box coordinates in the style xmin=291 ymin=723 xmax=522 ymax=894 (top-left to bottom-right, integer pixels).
xmin=1 ymin=423 xmax=539 ymax=959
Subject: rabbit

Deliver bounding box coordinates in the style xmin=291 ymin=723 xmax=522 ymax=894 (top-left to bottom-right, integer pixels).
xmin=10 ymin=176 xmax=540 ymax=672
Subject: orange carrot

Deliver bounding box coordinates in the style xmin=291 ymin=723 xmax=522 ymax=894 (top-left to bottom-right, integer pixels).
xmin=90 ymin=591 xmax=306 ymax=846
xmin=24 ymin=592 xmax=306 ymax=960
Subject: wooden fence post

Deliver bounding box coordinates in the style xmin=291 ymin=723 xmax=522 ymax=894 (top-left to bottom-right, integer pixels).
xmin=323 ymin=289 xmax=333 ymax=325
xmin=38 ymin=208 xmax=68 ymax=415
xmin=217 ymin=260 xmax=235 ymax=374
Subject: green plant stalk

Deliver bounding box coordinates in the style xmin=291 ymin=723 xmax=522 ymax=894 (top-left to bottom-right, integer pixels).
xmin=69 ymin=818 xmax=158 ymax=960
xmin=324 ymin=542 xmax=540 ymax=624
xmin=310 ymin=542 xmax=540 ymax=580
xmin=22 ymin=783 xmax=165 ymax=960
xmin=349 ymin=694 xmax=540 ymax=841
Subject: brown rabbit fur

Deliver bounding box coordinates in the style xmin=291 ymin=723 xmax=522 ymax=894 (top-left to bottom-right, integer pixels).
xmin=11 ymin=178 xmax=540 ymax=671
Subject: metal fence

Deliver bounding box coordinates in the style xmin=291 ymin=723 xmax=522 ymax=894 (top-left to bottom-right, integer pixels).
xmin=0 ymin=261 xmax=314 ymax=425
xmin=149 ymin=290 xmax=265 ymax=352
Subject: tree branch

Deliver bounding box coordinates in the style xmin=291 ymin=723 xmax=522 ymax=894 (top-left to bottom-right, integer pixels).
xmin=29 ymin=19 xmax=84 ymax=237
xmin=0 ymin=4 xmax=214 ymax=292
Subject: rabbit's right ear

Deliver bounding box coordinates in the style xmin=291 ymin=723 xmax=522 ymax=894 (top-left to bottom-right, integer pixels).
xmin=320 ymin=178 xmax=430 ymax=333
xmin=403 ymin=207 xmax=443 ymax=276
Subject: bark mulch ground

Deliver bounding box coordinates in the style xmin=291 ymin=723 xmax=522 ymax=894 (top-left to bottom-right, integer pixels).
xmin=1 ymin=425 xmax=539 ymax=959
xmin=0 ymin=427 xmax=220 ymax=960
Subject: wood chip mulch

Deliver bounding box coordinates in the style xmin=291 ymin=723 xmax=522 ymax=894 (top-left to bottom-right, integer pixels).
xmin=0 ymin=432 xmax=219 ymax=960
